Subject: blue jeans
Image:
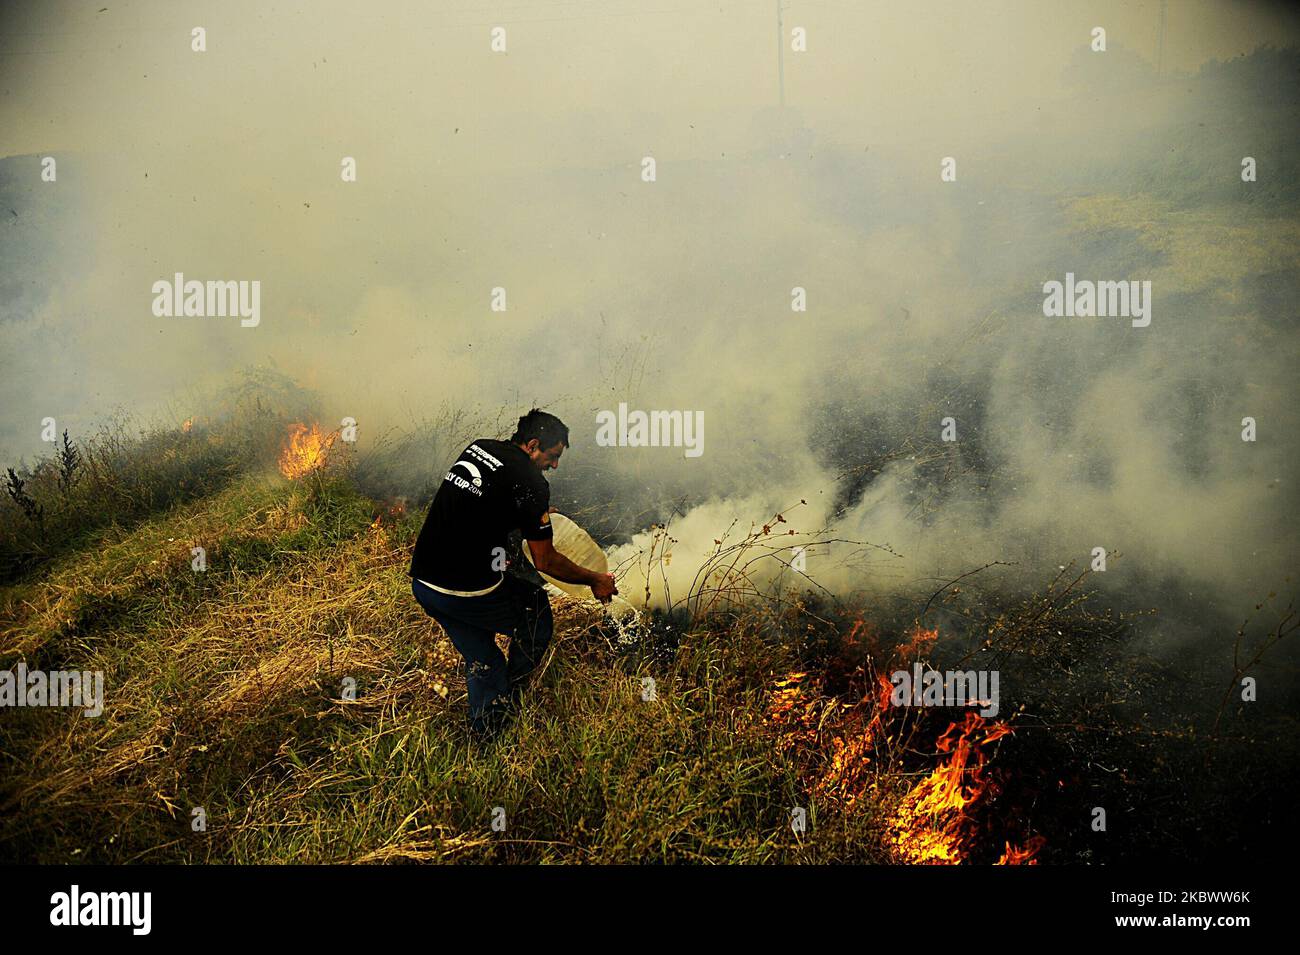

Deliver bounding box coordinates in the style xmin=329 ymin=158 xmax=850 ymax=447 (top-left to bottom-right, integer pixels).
xmin=411 ymin=575 xmax=554 ymax=737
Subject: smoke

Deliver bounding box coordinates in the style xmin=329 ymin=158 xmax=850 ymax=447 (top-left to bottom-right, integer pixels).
xmin=2 ymin=1 xmax=1298 ymax=637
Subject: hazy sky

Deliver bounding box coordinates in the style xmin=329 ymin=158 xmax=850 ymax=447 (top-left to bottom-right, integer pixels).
xmin=2 ymin=1 xmax=1297 ymax=156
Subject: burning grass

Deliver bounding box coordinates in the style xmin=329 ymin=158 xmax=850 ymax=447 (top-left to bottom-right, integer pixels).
xmin=278 ymin=422 xmax=339 ymax=480
xmin=0 ymin=367 xmax=325 ymax=585
xmin=759 ymin=622 xmax=1043 ymax=865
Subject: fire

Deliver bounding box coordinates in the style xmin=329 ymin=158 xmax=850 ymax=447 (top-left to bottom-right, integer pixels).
xmin=278 ymin=422 xmax=338 ymax=479
xmin=896 ymin=624 xmax=939 ymax=660
xmin=766 ymin=672 xmax=826 ymax=755
xmin=765 ymin=669 xmax=891 ymax=808
xmin=370 ymin=498 xmax=407 ymax=530
xmin=766 ymin=620 xmax=1044 ymax=864
xmin=996 ymin=835 xmax=1047 ymax=865
xmin=181 ymin=417 xmax=193 ymax=433
xmin=886 ymin=711 xmax=1008 ymax=864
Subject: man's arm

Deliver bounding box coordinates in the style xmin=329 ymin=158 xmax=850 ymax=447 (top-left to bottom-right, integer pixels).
xmin=526 ymin=537 xmax=618 ymax=602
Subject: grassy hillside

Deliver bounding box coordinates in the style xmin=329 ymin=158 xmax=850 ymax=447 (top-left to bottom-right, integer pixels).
xmin=1 ymin=402 xmax=1293 ymax=864
xmin=0 ymin=448 xmax=886 ymax=863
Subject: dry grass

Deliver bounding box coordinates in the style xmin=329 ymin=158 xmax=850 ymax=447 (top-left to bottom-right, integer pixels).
xmin=3 ymin=407 xmax=1291 ymax=865
xmin=0 ymin=462 xmax=865 ymax=863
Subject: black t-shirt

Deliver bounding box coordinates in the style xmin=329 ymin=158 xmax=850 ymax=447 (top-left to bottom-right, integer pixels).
xmin=409 ymin=439 xmax=553 ymax=591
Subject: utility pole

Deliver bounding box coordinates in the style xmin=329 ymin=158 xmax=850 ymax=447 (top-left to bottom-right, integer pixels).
xmin=1156 ymin=0 xmax=1167 ymax=76
xmin=776 ymin=0 xmax=786 ymax=107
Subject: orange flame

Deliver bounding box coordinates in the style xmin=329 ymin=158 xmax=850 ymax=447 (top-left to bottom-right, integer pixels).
xmin=370 ymin=499 xmax=407 ymax=533
xmin=895 ymin=625 xmax=939 ymax=663
xmin=996 ymin=835 xmax=1047 ymax=865
xmin=181 ymin=417 xmax=193 ymax=433
xmin=278 ymin=422 xmax=338 ymax=479
xmin=767 ymin=621 xmax=1043 ymax=864
xmin=886 ymin=711 xmax=1014 ymax=864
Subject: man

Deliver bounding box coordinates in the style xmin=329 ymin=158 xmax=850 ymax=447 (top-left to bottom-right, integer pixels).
xmin=409 ymin=408 xmax=618 ymax=740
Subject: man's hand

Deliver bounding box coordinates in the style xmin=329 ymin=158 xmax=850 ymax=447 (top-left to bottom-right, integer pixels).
xmin=590 ymin=573 xmax=618 ymax=604
xmin=528 ymin=538 xmax=619 ymax=603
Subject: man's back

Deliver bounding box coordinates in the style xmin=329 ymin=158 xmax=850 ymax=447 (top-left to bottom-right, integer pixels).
xmin=409 ymin=438 xmax=550 ymax=593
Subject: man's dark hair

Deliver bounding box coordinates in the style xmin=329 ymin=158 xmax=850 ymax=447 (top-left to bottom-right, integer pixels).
xmin=511 ymin=408 xmax=570 ymax=449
